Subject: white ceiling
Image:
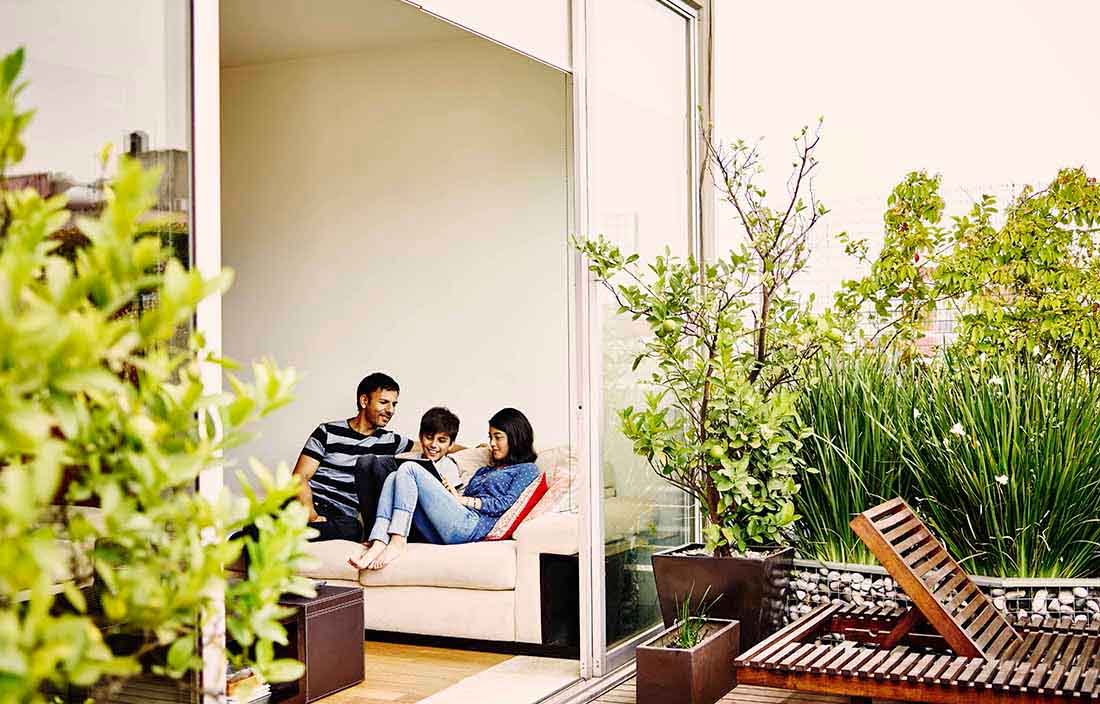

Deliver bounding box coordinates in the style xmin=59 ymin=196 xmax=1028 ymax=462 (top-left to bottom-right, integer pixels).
xmin=220 ymin=0 xmax=468 ymax=68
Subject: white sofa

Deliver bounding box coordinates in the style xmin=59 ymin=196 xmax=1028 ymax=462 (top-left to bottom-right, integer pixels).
xmin=296 ymin=510 xmax=578 ymax=643
xmin=285 ymin=445 xmax=664 ymax=645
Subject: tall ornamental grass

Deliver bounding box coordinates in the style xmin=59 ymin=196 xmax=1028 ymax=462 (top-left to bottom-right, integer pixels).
xmin=797 ymin=355 xmax=1100 ymax=578
xmin=796 ymin=355 xmax=914 ymax=564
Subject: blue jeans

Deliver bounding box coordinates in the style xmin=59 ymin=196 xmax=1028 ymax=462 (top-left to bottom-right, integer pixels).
xmin=368 ymin=462 xmax=481 ymax=545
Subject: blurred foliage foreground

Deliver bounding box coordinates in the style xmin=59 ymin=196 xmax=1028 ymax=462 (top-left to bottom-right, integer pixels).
xmin=0 ymin=48 xmax=316 ymax=703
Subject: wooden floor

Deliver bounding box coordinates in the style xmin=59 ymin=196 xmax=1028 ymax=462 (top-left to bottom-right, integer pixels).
xmin=590 ymin=679 xmax=851 ymax=704
xmin=319 ymin=641 xmax=511 ymax=703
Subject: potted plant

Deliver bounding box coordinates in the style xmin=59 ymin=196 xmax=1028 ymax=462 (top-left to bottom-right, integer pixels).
xmin=574 ymin=121 xmax=843 ymax=649
xmin=636 ymin=591 xmax=739 ymax=704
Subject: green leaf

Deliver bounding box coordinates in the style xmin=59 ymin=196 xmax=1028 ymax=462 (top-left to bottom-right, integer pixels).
xmin=264 ymin=658 xmax=306 ymax=683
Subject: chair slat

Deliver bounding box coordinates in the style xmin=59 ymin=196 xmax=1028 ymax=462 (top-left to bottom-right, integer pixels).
xmin=939 ymin=656 xmax=972 ymax=685
xmin=876 ymin=507 xmax=915 ymax=532
xmin=973 ymin=656 xmax=1005 ymax=687
xmin=888 ymin=651 xmax=923 ymax=681
xmin=955 ymin=596 xmax=985 ymax=627
xmin=991 ymin=633 xmax=1042 ymax=690
xmin=764 ymin=641 xmax=803 ymax=668
xmin=778 ymin=642 xmax=820 ymax=669
xmin=844 ymin=647 xmax=882 ymax=677
xmin=865 ymin=497 xmax=906 ymax=521
xmin=854 ymin=648 xmax=893 ymax=677
xmin=894 ymin=528 xmax=932 ymax=554
xmin=1063 ymin=636 xmax=1100 ymax=693
xmin=1027 ymin=633 xmax=1055 ymax=667
xmin=903 ymin=539 xmax=941 ymax=567
xmin=958 ymin=657 xmax=987 ymax=686
xmin=1008 ymin=660 xmax=1035 ymax=690
xmin=904 ymin=653 xmax=938 ymax=682
xmin=873 ymin=647 xmax=910 ymax=681
xmin=967 ymin=605 xmax=998 ymax=641
xmin=1043 ymin=635 xmax=1084 ymax=694
xmin=809 ymin=645 xmax=855 ymax=674
xmin=986 ymin=621 xmax=1019 ymax=658
xmin=920 ymin=654 xmax=955 ymax=684
xmin=826 ymin=646 xmax=868 ymax=675
xmin=795 ymin=645 xmax=838 ymax=673
xmin=883 ymin=516 xmax=922 ymax=543
xmin=922 ymin=560 xmax=957 ymax=588
xmin=945 ymin=582 xmax=979 ymax=616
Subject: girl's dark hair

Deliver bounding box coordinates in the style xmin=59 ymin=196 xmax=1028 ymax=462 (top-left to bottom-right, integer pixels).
xmin=419 ymin=406 xmax=460 ymax=442
xmin=488 ymin=407 xmax=537 ymax=466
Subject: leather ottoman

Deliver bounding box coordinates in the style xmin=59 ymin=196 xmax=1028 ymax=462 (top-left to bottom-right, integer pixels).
xmin=273 ymin=585 xmax=364 ymax=703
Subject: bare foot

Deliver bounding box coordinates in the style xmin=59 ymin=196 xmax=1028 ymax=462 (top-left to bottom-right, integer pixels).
xmin=348 ymin=541 xmax=385 ymax=570
xmin=370 ymin=535 xmax=407 ymax=570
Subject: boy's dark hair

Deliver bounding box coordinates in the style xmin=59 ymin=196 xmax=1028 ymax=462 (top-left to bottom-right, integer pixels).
xmin=419 ymin=406 xmax=460 ymax=442
xmin=488 ymin=407 xmax=537 ymax=466
xmin=356 ymin=372 xmax=400 ymax=409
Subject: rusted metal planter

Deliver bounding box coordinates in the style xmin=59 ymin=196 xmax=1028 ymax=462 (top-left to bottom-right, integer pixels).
xmin=636 ymin=618 xmax=740 ymax=704
xmin=653 ymin=543 xmax=794 ymax=650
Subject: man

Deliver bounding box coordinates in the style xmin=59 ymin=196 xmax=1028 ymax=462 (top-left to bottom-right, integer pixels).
xmin=292 ymin=372 xmax=413 ymax=542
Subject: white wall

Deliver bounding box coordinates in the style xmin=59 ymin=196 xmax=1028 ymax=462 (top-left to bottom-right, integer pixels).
xmin=221 ymin=37 xmax=570 ymax=473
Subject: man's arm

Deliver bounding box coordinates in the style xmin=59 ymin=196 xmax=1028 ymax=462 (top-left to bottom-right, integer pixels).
xmin=291 ymin=453 xmax=324 ymax=523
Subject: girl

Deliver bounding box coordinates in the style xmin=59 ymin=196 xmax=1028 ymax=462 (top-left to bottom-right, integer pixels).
xmin=350 ymin=407 xmax=539 ymax=570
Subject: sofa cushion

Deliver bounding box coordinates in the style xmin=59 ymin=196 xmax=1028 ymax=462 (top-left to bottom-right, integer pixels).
xmin=296 ymin=539 xmax=363 ymax=582
xmin=359 ymin=540 xmax=517 ymax=590
xmin=485 ymin=472 xmax=548 ymax=541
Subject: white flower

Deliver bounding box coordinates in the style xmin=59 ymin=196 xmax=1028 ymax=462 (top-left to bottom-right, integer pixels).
xmin=950 ymin=422 xmax=965 ymax=437
xmin=1032 ymin=345 xmax=1041 ymax=356
xmin=989 ymin=376 xmax=1004 ymax=387
xmin=994 ymin=474 xmax=1008 ymax=486
xmin=913 ymin=408 xmax=922 ymax=419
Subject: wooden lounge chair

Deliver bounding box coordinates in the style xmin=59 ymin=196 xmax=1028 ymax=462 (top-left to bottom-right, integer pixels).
xmin=735 ymin=498 xmax=1100 ymax=704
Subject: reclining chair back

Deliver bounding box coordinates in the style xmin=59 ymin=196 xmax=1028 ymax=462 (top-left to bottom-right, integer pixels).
xmin=850 ymin=498 xmax=1023 ymax=660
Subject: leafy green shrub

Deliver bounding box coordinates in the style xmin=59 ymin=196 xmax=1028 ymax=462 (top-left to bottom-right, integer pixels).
xmin=0 ymin=47 xmax=315 ymax=701
xmin=574 ymin=123 xmax=844 ymax=556
xmin=837 ymin=169 xmax=1100 ymax=371
xmin=797 ymin=354 xmax=1100 ymax=578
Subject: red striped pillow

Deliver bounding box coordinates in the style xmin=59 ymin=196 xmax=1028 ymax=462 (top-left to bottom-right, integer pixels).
xmin=484 ymin=473 xmax=548 ymax=541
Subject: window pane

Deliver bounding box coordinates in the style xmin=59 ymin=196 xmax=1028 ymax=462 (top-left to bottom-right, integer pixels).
xmin=2 ymin=0 xmax=192 ymax=346
xmin=588 ymin=0 xmax=694 ymax=649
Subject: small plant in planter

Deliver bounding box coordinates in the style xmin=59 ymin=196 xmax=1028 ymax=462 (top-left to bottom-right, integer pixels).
xmin=574 ymin=121 xmax=844 ymax=648
xmin=637 ymin=590 xmax=739 ymax=704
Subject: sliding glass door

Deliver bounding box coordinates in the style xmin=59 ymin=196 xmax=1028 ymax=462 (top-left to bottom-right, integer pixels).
xmin=584 ymin=0 xmax=699 ymax=673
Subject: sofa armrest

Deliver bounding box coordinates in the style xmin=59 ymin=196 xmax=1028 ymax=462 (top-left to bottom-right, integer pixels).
xmin=514 ymin=511 xmax=578 ymax=644
xmin=513 ymin=511 xmax=578 ymax=556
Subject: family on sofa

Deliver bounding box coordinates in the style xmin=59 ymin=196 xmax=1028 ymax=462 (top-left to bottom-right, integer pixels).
xmin=290 ymin=371 xmax=544 ymax=572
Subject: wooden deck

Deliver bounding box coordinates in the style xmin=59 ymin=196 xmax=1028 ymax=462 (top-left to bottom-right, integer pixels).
xmin=590 ymin=679 xmax=852 ymax=704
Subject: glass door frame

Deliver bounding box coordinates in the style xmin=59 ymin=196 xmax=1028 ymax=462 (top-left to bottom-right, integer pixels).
xmin=570 ymin=0 xmax=703 ymax=678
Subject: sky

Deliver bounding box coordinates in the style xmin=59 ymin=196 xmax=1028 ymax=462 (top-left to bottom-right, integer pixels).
xmin=712 ymin=0 xmax=1100 ymax=303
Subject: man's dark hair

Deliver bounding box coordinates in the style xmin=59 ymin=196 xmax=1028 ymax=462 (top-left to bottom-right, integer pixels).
xmin=356 ymin=372 xmax=400 ymax=409
xmin=419 ymin=406 xmax=460 ymax=442
xmin=488 ymin=407 xmax=537 ymax=466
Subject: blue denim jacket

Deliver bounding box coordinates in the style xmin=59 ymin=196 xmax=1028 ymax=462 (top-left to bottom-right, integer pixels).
xmin=464 ymin=462 xmax=540 ymax=539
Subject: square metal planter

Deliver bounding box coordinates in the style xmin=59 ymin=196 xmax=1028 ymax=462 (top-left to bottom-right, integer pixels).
xmin=636 ymin=618 xmax=740 ymax=704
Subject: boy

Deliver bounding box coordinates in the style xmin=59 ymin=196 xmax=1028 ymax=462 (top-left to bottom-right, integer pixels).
xmin=349 ymin=406 xmax=462 ymax=567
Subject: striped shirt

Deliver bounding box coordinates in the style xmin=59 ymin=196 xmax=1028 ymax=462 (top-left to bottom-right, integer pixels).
xmin=301 ymin=420 xmax=412 ymax=519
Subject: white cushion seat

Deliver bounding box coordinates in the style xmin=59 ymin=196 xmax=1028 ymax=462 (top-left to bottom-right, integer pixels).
xmin=298 ymin=538 xmax=517 ymax=590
